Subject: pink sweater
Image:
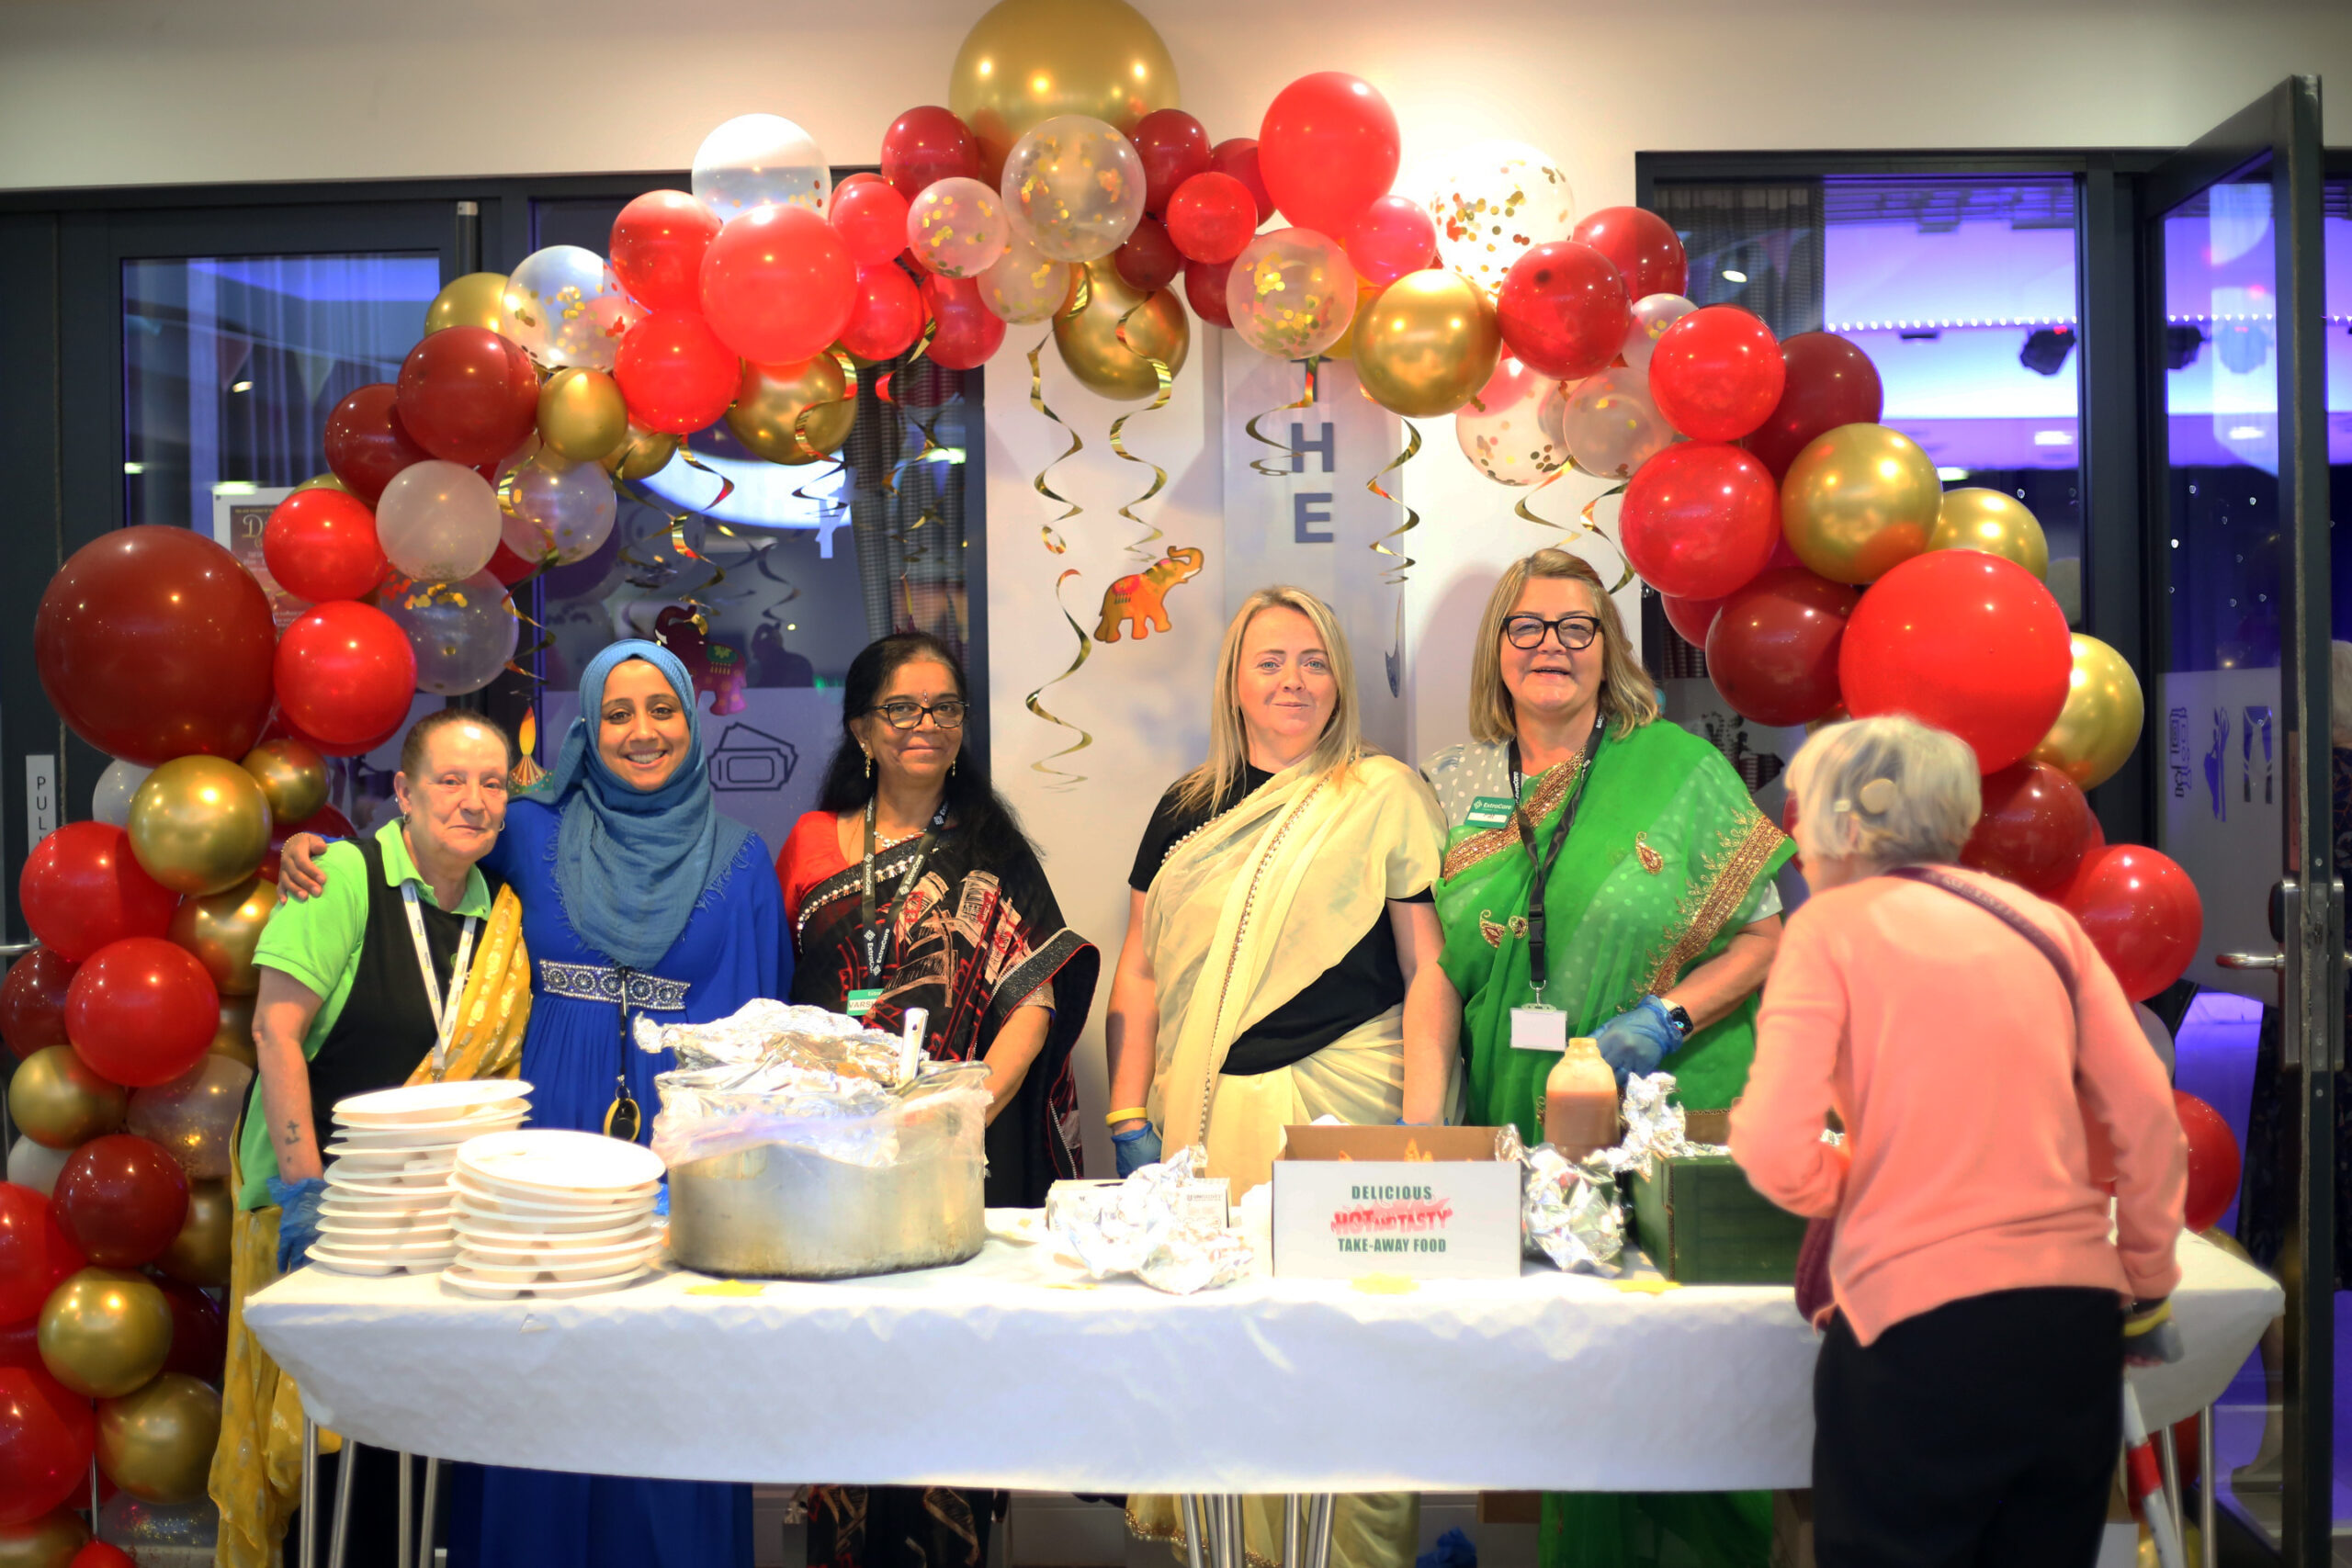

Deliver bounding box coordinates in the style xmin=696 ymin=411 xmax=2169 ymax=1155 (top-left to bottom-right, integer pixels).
xmin=1728 ymin=865 xmax=2187 ymax=1346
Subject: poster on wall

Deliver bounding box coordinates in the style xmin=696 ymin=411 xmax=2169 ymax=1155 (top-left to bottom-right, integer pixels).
xmin=211 ymin=486 xmax=307 ymax=628
xmin=1219 ymin=354 xmax=1408 ymax=758
xmin=2160 ymin=668 xmax=2282 ymax=998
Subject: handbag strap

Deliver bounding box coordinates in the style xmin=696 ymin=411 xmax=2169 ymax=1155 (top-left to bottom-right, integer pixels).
xmin=1883 ymin=864 xmax=2078 ymax=999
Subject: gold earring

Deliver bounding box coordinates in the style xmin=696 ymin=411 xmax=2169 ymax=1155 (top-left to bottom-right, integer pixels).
xmin=864 ymin=750 xmax=873 ymax=780
xmin=950 ymin=757 xmax=957 ymax=777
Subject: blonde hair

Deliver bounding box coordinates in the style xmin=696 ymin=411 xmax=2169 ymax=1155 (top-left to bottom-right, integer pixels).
xmin=1789 ymin=716 xmax=1982 ymax=870
xmin=1467 ymin=548 xmax=1659 ymax=744
xmin=1173 ymin=586 xmax=1368 ymax=811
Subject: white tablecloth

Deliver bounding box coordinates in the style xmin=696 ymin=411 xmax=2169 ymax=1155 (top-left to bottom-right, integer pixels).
xmin=244 ymin=1224 xmax=2280 ymax=1495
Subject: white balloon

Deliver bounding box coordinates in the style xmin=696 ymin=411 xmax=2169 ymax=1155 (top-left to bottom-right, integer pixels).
xmin=375 ymin=460 xmax=502 ymax=583
xmin=92 ymin=758 xmax=154 ymax=827
xmin=501 ymin=246 xmax=639 ymax=372
xmin=6 ymin=1134 xmax=70 ymax=1196
xmin=1409 ymin=141 xmax=1577 ymax=297
xmin=1623 ymin=294 xmax=1697 ymax=372
xmin=694 ymin=113 xmax=831 ymax=222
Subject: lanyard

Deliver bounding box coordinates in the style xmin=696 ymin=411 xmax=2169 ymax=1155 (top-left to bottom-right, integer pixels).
xmin=1510 ymin=714 xmax=1604 ymax=1000
xmin=400 ymin=884 xmax=479 ymax=1073
xmin=859 ymin=796 xmax=948 ymax=985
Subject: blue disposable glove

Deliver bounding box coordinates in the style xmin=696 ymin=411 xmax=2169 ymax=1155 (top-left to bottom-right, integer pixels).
xmin=267 ymin=1174 xmax=328 ymax=1274
xmin=1111 ymin=1122 xmax=1163 ymax=1178
xmin=1591 ymin=997 xmax=1684 ymax=1086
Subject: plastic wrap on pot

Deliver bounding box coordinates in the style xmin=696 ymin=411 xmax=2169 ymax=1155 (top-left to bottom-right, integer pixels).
xmin=633 ymin=998 xmax=903 ymax=1079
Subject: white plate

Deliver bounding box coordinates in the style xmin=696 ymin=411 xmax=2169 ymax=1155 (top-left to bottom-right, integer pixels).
xmin=448 ymin=1168 xmax=656 ymax=1213
xmin=323 ymin=1138 xmax=467 ymax=1160
xmin=333 ymin=1081 xmax=535 ymax=1124
xmin=315 ymin=1232 xmax=460 ymax=1256
xmin=450 ymin=1201 xmax=653 ymax=1235
xmin=441 ymin=1264 xmax=652 ymax=1299
xmin=327 ymin=1120 xmax=525 ymax=1147
xmin=318 ymin=1193 xmax=453 ymax=1219
xmin=322 ymin=1176 xmax=452 ymax=1207
xmin=320 ymin=1218 xmax=453 ymax=1243
xmin=305 ymin=1250 xmax=400 ymax=1277
xmin=325 ymin=1161 xmax=448 ymax=1189
xmin=456 ymin=1228 xmax=653 ymax=1261
xmin=318 ymin=1207 xmax=454 ymax=1232
xmin=455 ymin=1130 xmax=664 ymax=1195
xmin=454 ymin=1221 xmax=652 ymax=1252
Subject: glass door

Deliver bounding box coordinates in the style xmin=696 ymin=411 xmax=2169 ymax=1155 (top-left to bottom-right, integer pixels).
xmin=2146 ymin=76 xmax=2336 ymax=1562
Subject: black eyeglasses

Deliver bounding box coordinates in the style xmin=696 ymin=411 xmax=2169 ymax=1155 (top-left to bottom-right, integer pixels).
xmin=869 ymin=698 xmax=968 ymax=730
xmin=1502 ymin=614 xmax=1600 ymax=651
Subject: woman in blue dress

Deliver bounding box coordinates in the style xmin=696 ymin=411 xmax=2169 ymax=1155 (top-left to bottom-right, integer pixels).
xmin=284 ymin=638 xmax=786 ymax=1568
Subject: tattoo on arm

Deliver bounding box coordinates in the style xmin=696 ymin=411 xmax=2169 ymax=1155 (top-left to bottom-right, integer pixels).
xmin=281 ymin=1119 xmax=301 ymax=1147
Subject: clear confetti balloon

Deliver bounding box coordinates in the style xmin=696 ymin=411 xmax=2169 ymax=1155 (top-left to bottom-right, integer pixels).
xmin=693 ymin=113 xmax=831 ymax=221
xmin=1623 ymin=293 xmax=1698 ymax=372
xmin=1552 ymin=366 xmax=1677 ymax=479
xmin=92 ymin=759 xmax=154 ymax=828
xmin=1412 ymin=141 xmax=1577 ymax=297
xmin=498 ymin=446 xmax=617 ymax=565
xmin=380 ymin=569 xmax=520 ymax=696
xmin=978 ymin=228 xmax=1072 ymax=323
xmin=1456 ymin=356 xmax=1565 ymax=486
xmin=375 ymin=460 xmax=503 ymax=583
xmin=500 ymin=247 xmax=639 ymax=372
xmin=1226 ymin=228 xmax=1356 ymax=360
xmin=907 ymin=176 xmax=1010 ymax=279
xmin=1000 ymin=115 xmax=1147 ymax=263
xmin=100 ymin=1491 xmax=221 ymax=1553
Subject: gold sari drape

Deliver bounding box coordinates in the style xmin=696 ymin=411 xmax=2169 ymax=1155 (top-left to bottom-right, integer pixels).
xmin=209 ymin=884 xmax=531 ymax=1568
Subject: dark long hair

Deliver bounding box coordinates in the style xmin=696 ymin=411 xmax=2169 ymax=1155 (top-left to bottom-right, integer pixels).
xmin=817 ymin=632 xmax=1026 ymax=857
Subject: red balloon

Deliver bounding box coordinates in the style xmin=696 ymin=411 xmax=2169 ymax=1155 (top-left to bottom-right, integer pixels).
xmin=1183 ymin=257 xmax=1236 ymax=329
xmin=0 ymin=1187 xmax=82 ymax=1327
xmin=609 ymin=189 xmax=723 ymax=314
xmin=1131 ymin=108 xmax=1212 ymax=215
xmin=34 ymin=525 xmax=277 ymax=767
xmin=51 ymin=1135 xmax=188 ymax=1269
xmin=921 ymin=276 xmax=1005 ymax=371
xmin=1209 ymin=139 xmax=1276 ymax=225
xmin=74 ymin=1543 xmax=135 ymax=1568
xmin=1659 ymin=592 xmax=1726 ymax=649
xmin=2173 ymin=1090 xmax=2240 ymax=1234
xmin=1649 ymin=306 xmax=1785 ymax=442
xmin=1496 ymin=241 xmax=1632 ymax=381
xmin=1343 ymin=196 xmax=1438 ymax=288
xmin=1742 ymin=332 xmax=1886 ymax=479
xmin=1114 ymin=217 xmax=1182 ymax=294
xmin=838 ymin=264 xmax=927 ymax=362
xmin=0 ymin=1365 xmax=94 ymax=1527
xmin=881 ymin=106 xmax=980 ymax=199
xmin=1839 ymin=550 xmax=2074 ymax=772
xmin=1571 ymin=207 xmax=1689 ymax=299
xmin=262 ymin=802 xmax=356 ymax=882
xmin=18 ymin=826 xmax=176 ymax=964
xmin=394 ymin=327 xmax=538 ymax=468
xmin=1704 ymin=568 xmax=1858 ymax=727
xmin=155 ymin=1280 xmax=225 ymax=1384
xmin=1165 ymin=173 xmax=1258 ymax=265
xmin=614 ymin=310 xmax=740 ymax=434
xmin=1963 ymin=761 xmax=2098 ymax=895
xmin=0 ymin=1324 xmax=34 ymax=1371
xmin=64 ymin=942 xmax=218 ymax=1092
xmin=700 ymin=206 xmax=857 ymax=366
xmin=2064 ymin=845 xmax=2204 ymax=1003
xmin=274 ymin=602 xmax=418 ymax=752
xmin=0 ymin=949 xmax=74 ymax=1062
xmin=1257 ymin=72 xmax=1401 ymax=237
xmin=829 ymin=179 xmax=912 ymax=270
xmin=261 ymin=488 xmax=386 ymax=604
xmin=1619 ymin=443 xmax=1781 ymax=600
xmin=322 ymin=384 xmax=429 ymax=504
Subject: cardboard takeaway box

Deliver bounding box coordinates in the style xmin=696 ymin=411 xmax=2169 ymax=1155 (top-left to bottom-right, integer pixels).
xmin=1270 ymin=1124 xmax=1522 ymax=1280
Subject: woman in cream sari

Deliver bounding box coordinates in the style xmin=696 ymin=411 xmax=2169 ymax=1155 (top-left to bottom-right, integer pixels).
xmin=1105 ymin=587 xmax=1448 ymax=1568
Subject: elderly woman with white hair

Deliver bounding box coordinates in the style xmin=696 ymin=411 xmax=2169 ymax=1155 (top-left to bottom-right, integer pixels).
xmin=1730 ymin=715 xmax=2188 ymax=1565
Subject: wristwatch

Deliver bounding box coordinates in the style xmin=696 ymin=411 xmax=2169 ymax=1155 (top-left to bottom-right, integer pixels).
xmin=1653 ymin=996 xmax=1695 ymax=1040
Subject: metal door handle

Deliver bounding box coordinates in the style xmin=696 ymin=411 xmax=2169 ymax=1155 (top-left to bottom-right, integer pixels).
xmin=2218 ymin=952 xmax=2287 ymax=970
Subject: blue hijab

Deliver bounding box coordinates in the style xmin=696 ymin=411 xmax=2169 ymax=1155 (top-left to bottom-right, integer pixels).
xmin=529 ymin=639 xmax=754 ymax=970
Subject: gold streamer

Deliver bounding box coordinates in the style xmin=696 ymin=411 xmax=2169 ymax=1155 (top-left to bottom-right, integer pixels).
xmin=1366 ymin=422 xmax=1423 ymax=586
xmin=1244 ymin=356 xmax=1321 ymax=479
xmin=1104 ymin=299 xmax=1175 ymax=563
xmin=1576 ymin=481 xmax=1638 ymax=594
xmin=1512 ymin=469 xmax=1571 ymax=533
xmin=1026 ymin=329 xmax=1082 ymax=554
xmin=1022 ymin=568 xmax=1095 ymax=790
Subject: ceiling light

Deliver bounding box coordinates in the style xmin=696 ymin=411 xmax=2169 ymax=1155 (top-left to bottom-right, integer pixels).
xmin=230 ymin=379 xmax=254 ymax=393
xmin=2228 ymin=424 xmax=2266 ymax=440
xmin=2032 ymin=429 xmax=2075 ymax=447
xmin=213 ymin=480 xmax=256 ymax=494
xmin=1721 ymin=268 xmax=1748 ymax=284
xmin=122 ymin=461 xmax=145 ymax=474
xmin=1936 ymin=467 xmax=1969 ymax=482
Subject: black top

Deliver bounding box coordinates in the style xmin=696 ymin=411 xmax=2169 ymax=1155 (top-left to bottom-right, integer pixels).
xmin=1129 ymin=763 xmax=1430 ymax=1077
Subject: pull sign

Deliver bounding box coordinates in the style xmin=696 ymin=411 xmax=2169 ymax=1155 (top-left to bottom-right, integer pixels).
xmin=25 ymin=754 xmax=56 ymax=846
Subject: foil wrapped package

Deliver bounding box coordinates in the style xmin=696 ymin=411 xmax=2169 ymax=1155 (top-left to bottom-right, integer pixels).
xmin=1519 ymin=1145 xmax=1624 ymax=1274
xmin=1047 ymin=1145 xmax=1254 ymax=1295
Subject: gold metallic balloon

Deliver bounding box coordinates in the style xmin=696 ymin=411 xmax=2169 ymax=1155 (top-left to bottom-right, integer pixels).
xmin=600 ymin=423 xmax=680 ymax=482
xmin=128 ymin=755 xmax=272 ymax=897
xmin=1053 ymin=255 xmax=1191 ymax=401
xmin=241 ymin=738 xmax=329 ymax=825
xmin=166 ymin=874 xmax=277 ymax=997
xmin=949 ymin=0 xmax=1180 ymax=184
xmin=36 ymin=1268 xmax=172 ymax=1398
xmin=424 ymin=272 xmax=511 ymax=336
xmin=1351 ymin=271 xmax=1503 ymax=419
xmin=154 ymin=1179 xmax=233 ymax=1288
xmin=1929 ymin=486 xmax=2049 ymax=581
xmin=127 ymin=1056 xmax=254 ymax=1183
xmin=0 ymin=1509 xmax=90 ymax=1568
xmin=725 ymin=357 xmax=856 ymax=466
xmin=97 ymin=1372 xmax=222 ymax=1506
xmin=2030 ymin=633 xmax=2144 ymax=791
xmin=209 ymin=994 xmax=257 ymax=1071
xmin=538 ymin=367 xmax=629 ymax=464
xmin=1780 ymin=423 xmax=1941 ymax=584
xmin=293 ymin=471 xmax=351 ymax=495
xmin=8 ymin=1044 xmax=127 ymax=1148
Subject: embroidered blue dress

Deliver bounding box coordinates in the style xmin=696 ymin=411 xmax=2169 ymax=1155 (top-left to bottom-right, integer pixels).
xmin=446 ymin=795 xmax=788 ymax=1568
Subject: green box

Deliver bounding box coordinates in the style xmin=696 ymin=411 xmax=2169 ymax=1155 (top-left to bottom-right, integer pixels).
xmin=1629 ymin=1154 xmax=1808 ymax=1284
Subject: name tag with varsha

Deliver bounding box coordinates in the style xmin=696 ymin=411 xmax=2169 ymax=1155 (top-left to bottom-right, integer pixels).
xmin=1271 ymin=1124 xmax=1523 ymax=1280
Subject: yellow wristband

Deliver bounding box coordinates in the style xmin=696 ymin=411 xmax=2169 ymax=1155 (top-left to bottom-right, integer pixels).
xmin=1105 ymin=1107 xmax=1150 ymax=1126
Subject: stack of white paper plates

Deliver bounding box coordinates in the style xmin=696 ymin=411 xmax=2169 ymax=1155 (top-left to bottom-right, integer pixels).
xmin=444 ymin=1130 xmax=664 ymax=1298
xmin=309 ymin=1081 xmax=532 ymax=1276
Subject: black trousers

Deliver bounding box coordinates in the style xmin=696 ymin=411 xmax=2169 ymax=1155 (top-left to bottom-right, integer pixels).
xmin=1814 ymin=1287 xmax=2123 ymax=1568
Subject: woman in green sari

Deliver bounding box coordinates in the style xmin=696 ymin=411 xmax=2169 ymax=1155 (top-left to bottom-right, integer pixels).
xmin=1419 ymin=547 xmax=1792 ymax=1568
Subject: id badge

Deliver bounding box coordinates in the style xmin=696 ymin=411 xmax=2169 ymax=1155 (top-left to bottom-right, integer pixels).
xmin=1464 ymin=795 xmax=1518 ymax=830
xmin=846 ymin=987 xmax=883 ymax=1018
xmin=1510 ymin=1005 xmax=1567 ymax=1053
